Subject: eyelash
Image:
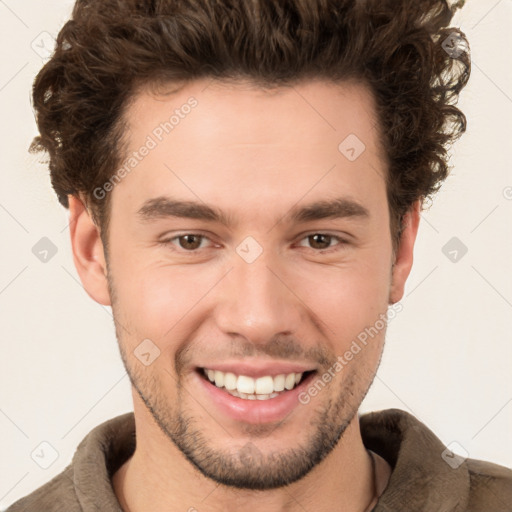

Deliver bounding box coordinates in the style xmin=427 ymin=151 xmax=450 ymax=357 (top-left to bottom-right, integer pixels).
xmin=159 ymin=232 xmax=348 ymax=254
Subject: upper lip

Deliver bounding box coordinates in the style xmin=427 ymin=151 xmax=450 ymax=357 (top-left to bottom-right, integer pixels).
xmin=196 ymin=360 xmax=317 ymax=378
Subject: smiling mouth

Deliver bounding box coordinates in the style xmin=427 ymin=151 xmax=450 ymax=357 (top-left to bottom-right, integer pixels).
xmin=197 ymin=367 xmax=316 ymax=401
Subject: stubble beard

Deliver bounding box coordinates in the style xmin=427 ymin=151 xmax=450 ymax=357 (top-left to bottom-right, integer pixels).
xmin=107 ymin=273 xmax=381 ymax=490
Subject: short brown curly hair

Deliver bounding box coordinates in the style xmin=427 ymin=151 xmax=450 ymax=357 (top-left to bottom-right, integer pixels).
xmin=31 ymin=0 xmax=470 ymax=252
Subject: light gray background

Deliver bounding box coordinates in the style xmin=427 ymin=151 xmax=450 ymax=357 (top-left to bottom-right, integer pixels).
xmin=1 ymin=0 xmax=511 ymax=508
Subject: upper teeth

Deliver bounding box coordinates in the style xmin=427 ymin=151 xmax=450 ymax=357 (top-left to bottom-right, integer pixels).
xmin=204 ymin=368 xmax=304 ymax=396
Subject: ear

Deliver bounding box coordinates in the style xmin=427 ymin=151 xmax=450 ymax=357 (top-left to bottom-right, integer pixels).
xmin=68 ymin=195 xmax=111 ymax=306
xmin=389 ymin=200 xmax=421 ymax=304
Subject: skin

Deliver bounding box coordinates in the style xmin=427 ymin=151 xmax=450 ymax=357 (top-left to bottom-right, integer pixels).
xmin=69 ymin=78 xmax=419 ymax=511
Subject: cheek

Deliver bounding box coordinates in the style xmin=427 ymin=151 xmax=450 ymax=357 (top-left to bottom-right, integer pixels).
xmin=108 ymin=250 xmax=189 ymax=343
xmin=293 ymin=249 xmax=392 ymax=344
xmin=128 ymin=266 xmax=200 ymax=340
xmin=115 ymin=259 xmax=233 ymax=351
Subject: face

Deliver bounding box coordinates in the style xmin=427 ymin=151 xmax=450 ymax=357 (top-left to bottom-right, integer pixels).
xmin=72 ymin=78 xmax=418 ymax=490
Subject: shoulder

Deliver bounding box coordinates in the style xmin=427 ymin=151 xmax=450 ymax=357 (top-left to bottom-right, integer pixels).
xmin=360 ymin=408 xmax=512 ymax=511
xmin=4 ymin=412 xmax=134 ymax=512
xmin=4 ymin=465 xmax=80 ymax=512
xmin=465 ymin=458 xmax=512 ymax=511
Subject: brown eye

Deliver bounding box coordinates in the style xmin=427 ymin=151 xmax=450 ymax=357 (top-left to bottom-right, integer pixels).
xmin=160 ymin=232 xmax=217 ymax=254
xmin=177 ymin=234 xmax=204 ymax=250
xmin=308 ymin=234 xmax=334 ymax=250
xmin=296 ymin=233 xmax=347 ymax=253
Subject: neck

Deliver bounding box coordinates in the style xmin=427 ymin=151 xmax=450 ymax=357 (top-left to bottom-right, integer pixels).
xmin=112 ymin=395 xmax=389 ymax=512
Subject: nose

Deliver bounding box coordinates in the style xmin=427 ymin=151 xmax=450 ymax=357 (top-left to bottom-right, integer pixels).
xmin=213 ymin=247 xmax=304 ymax=346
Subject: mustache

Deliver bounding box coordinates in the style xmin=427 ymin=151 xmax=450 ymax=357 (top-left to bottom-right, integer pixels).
xmin=175 ymin=334 xmax=334 ymax=374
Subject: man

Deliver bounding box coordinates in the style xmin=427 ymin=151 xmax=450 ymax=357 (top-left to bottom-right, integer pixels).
xmin=7 ymin=0 xmax=512 ymax=510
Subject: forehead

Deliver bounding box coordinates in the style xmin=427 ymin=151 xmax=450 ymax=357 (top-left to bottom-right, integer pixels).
xmin=112 ymin=78 xmax=387 ymax=222
xmin=124 ymin=78 xmax=381 ymax=152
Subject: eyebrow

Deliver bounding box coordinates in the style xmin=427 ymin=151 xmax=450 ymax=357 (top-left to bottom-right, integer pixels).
xmin=136 ymin=195 xmax=370 ymax=226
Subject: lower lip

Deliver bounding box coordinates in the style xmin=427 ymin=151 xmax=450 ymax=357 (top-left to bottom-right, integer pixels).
xmin=194 ymin=370 xmax=316 ymax=424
